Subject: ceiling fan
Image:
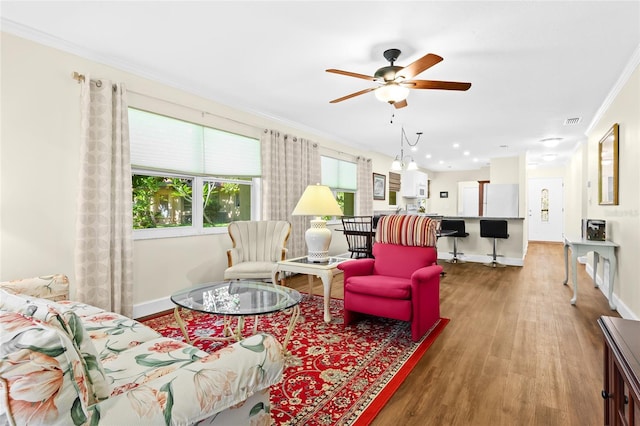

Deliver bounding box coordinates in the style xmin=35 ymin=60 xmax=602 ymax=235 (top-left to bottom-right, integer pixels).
xmin=326 ymin=48 xmax=471 ymax=109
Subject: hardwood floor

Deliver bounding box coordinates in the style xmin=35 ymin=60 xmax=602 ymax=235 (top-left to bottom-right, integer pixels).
xmin=284 ymin=242 xmax=617 ymax=426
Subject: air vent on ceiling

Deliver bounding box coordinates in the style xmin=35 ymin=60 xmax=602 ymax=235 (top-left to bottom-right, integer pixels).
xmin=564 ymin=117 xmax=582 ymax=125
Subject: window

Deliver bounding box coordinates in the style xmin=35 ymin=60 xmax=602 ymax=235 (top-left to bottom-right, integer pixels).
xmin=129 ymin=108 xmax=260 ymax=239
xmin=132 ymin=175 xmax=193 ymax=229
xmin=388 ymin=172 xmax=401 ymax=206
xmin=540 ymin=188 xmax=549 ymax=222
xmin=321 ymin=156 xmax=357 ymax=217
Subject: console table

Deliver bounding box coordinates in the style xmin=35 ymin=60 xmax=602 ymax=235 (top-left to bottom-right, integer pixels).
xmin=598 ymin=316 xmax=640 ymax=425
xmin=563 ymin=236 xmax=619 ymax=310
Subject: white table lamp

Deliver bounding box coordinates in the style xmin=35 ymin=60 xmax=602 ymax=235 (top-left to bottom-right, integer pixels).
xmin=292 ymin=184 xmax=343 ymax=262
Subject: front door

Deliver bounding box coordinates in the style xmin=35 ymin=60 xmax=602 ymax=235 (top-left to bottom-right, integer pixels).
xmin=528 ymin=177 xmax=563 ymax=242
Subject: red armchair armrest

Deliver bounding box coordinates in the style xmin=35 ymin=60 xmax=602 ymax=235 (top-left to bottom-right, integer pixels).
xmin=337 ymin=258 xmax=375 ymax=281
xmin=411 ymin=264 xmax=443 ymax=283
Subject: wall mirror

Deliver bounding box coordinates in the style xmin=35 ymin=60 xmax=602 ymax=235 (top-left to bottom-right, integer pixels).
xmin=598 ymin=123 xmax=619 ymax=205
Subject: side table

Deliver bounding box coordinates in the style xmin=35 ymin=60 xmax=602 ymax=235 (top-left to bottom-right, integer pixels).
xmin=273 ymin=256 xmax=350 ymax=323
xmin=563 ymin=236 xmax=619 ymax=309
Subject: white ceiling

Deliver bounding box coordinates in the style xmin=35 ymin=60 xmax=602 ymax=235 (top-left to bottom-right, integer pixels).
xmin=2 ymin=1 xmax=639 ymax=172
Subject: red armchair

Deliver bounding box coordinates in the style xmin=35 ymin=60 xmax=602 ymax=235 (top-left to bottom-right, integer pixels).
xmin=337 ymin=215 xmax=442 ymax=342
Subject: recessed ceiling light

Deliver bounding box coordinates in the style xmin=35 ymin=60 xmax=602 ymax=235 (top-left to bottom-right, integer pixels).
xmin=540 ymin=137 xmax=563 ymax=148
xmin=425 ymin=154 xmax=432 ymax=159
xmin=439 ymin=160 xmax=444 ymax=164
xmin=453 ymin=143 xmax=460 ymax=149
xmin=463 ymin=151 xmax=470 ymax=156
xmin=473 ymin=158 xmax=478 ymax=162
xmin=410 ymin=146 xmax=418 ymax=152
xmin=543 ymin=154 xmax=557 ymax=162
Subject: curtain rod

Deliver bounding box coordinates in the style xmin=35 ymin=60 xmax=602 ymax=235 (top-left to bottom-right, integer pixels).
xmin=72 ymin=72 xmax=85 ymax=83
xmin=71 ymin=71 xmax=259 ymax=131
xmin=71 ymin=71 xmax=369 ymax=160
xmin=321 ymin=145 xmax=371 ymax=162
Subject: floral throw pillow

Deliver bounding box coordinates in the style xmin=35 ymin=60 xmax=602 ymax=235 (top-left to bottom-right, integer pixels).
xmin=0 ymin=274 xmax=69 ymax=302
xmin=0 ymin=311 xmax=91 ymax=425
xmin=0 ymin=289 xmax=110 ymax=403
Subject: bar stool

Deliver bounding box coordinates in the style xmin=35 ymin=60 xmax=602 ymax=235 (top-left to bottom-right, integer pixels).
xmin=440 ymin=219 xmax=469 ymax=263
xmin=480 ymin=219 xmax=509 ymax=267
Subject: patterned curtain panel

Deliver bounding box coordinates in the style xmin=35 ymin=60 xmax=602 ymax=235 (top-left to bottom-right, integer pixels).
xmin=261 ymin=130 xmax=320 ymax=258
xmin=75 ymin=76 xmax=134 ymax=317
xmin=356 ymin=156 xmax=373 ymax=215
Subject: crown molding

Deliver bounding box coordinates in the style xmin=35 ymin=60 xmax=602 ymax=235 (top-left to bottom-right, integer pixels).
xmin=586 ymin=44 xmax=640 ymax=135
xmin=1 ymin=18 xmax=372 ymax=155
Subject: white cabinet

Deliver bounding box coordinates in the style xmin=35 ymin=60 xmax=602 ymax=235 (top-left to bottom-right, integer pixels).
xmin=401 ymin=170 xmax=428 ymax=198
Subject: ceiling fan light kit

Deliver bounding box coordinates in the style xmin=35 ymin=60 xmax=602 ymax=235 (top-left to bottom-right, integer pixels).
xmin=375 ymin=83 xmax=410 ymax=103
xmin=327 ymin=48 xmax=471 ymax=109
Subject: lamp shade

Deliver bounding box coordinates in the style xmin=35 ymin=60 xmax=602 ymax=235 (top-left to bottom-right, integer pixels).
xmin=391 ymin=157 xmax=403 ymax=171
xmin=292 ymin=184 xmax=343 ymax=217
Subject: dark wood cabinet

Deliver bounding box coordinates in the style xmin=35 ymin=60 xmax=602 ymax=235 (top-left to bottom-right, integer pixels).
xmin=598 ymin=316 xmax=640 ymax=426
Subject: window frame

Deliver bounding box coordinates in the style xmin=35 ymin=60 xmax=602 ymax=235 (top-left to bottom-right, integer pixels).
xmin=320 ymin=155 xmax=358 ymax=222
xmin=128 ymin=105 xmax=262 ymax=240
xmin=133 ymin=170 xmax=259 ymax=240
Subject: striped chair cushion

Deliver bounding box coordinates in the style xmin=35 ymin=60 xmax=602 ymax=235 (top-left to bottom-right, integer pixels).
xmin=375 ymin=215 xmax=438 ymax=247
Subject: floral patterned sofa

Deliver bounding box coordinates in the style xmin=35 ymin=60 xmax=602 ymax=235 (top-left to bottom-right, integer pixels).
xmin=0 ymin=274 xmax=284 ymax=425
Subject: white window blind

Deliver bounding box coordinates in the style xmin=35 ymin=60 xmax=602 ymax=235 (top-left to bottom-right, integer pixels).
xmin=129 ymin=108 xmax=260 ymax=176
xmin=203 ymin=127 xmax=261 ymax=176
xmin=321 ymin=156 xmax=357 ymax=191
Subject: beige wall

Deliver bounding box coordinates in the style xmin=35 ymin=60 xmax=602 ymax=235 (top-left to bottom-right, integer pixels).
xmin=490 ymin=156 xmax=520 ymax=183
xmin=427 ymin=168 xmax=490 ymax=216
xmin=527 ymin=165 xmax=569 ymax=179
xmin=581 ymin=64 xmax=639 ymax=319
xmin=490 ymin=155 xmax=527 ymax=221
xmin=0 ymin=33 xmax=394 ymax=307
xmin=563 ymin=145 xmax=588 ymax=237
xmin=3 ymin=32 xmax=638 ymax=318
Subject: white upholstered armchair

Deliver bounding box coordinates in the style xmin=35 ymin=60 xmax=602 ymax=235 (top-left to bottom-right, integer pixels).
xmin=224 ymin=220 xmax=292 ymax=283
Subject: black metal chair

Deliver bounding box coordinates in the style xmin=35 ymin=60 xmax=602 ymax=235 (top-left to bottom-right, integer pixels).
xmin=341 ymin=216 xmax=374 ymax=258
xmin=480 ymin=219 xmax=509 ymax=267
xmin=440 ymin=219 xmax=469 ymax=263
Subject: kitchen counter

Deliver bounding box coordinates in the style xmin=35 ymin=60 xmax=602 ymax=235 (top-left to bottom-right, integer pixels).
xmin=348 ymin=213 xmax=526 ymax=266
xmin=442 ymin=216 xmax=524 ymax=221
xmin=437 ymin=216 xmax=525 ymax=266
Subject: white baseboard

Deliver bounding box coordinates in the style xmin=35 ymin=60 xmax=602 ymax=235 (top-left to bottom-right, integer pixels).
xmin=133 ymin=296 xmax=173 ymax=319
xmin=585 ymin=263 xmax=637 ymax=320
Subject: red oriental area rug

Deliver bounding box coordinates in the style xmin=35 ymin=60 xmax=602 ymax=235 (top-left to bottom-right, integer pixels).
xmin=142 ymin=295 xmax=448 ymax=425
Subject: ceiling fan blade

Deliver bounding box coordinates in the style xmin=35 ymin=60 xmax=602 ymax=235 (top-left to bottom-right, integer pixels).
xmin=404 ymin=80 xmax=472 ymax=91
xmin=329 ymin=87 xmax=376 ymax=103
xmin=393 ymin=99 xmax=408 ymax=109
xmin=326 ymin=69 xmax=376 ymax=81
xmin=396 ymin=53 xmax=443 ymax=80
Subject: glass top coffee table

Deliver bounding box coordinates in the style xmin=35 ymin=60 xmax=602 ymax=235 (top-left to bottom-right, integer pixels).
xmin=171 ymin=281 xmax=301 ymax=352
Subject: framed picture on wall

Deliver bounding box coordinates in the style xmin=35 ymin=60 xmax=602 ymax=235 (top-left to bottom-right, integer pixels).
xmin=440 ymin=191 xmax=449 ymax=198
xmin=373 ymin=173 xmax=386 ymax=200
xmin=598 ymin=123 xmax=619 ymax=205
